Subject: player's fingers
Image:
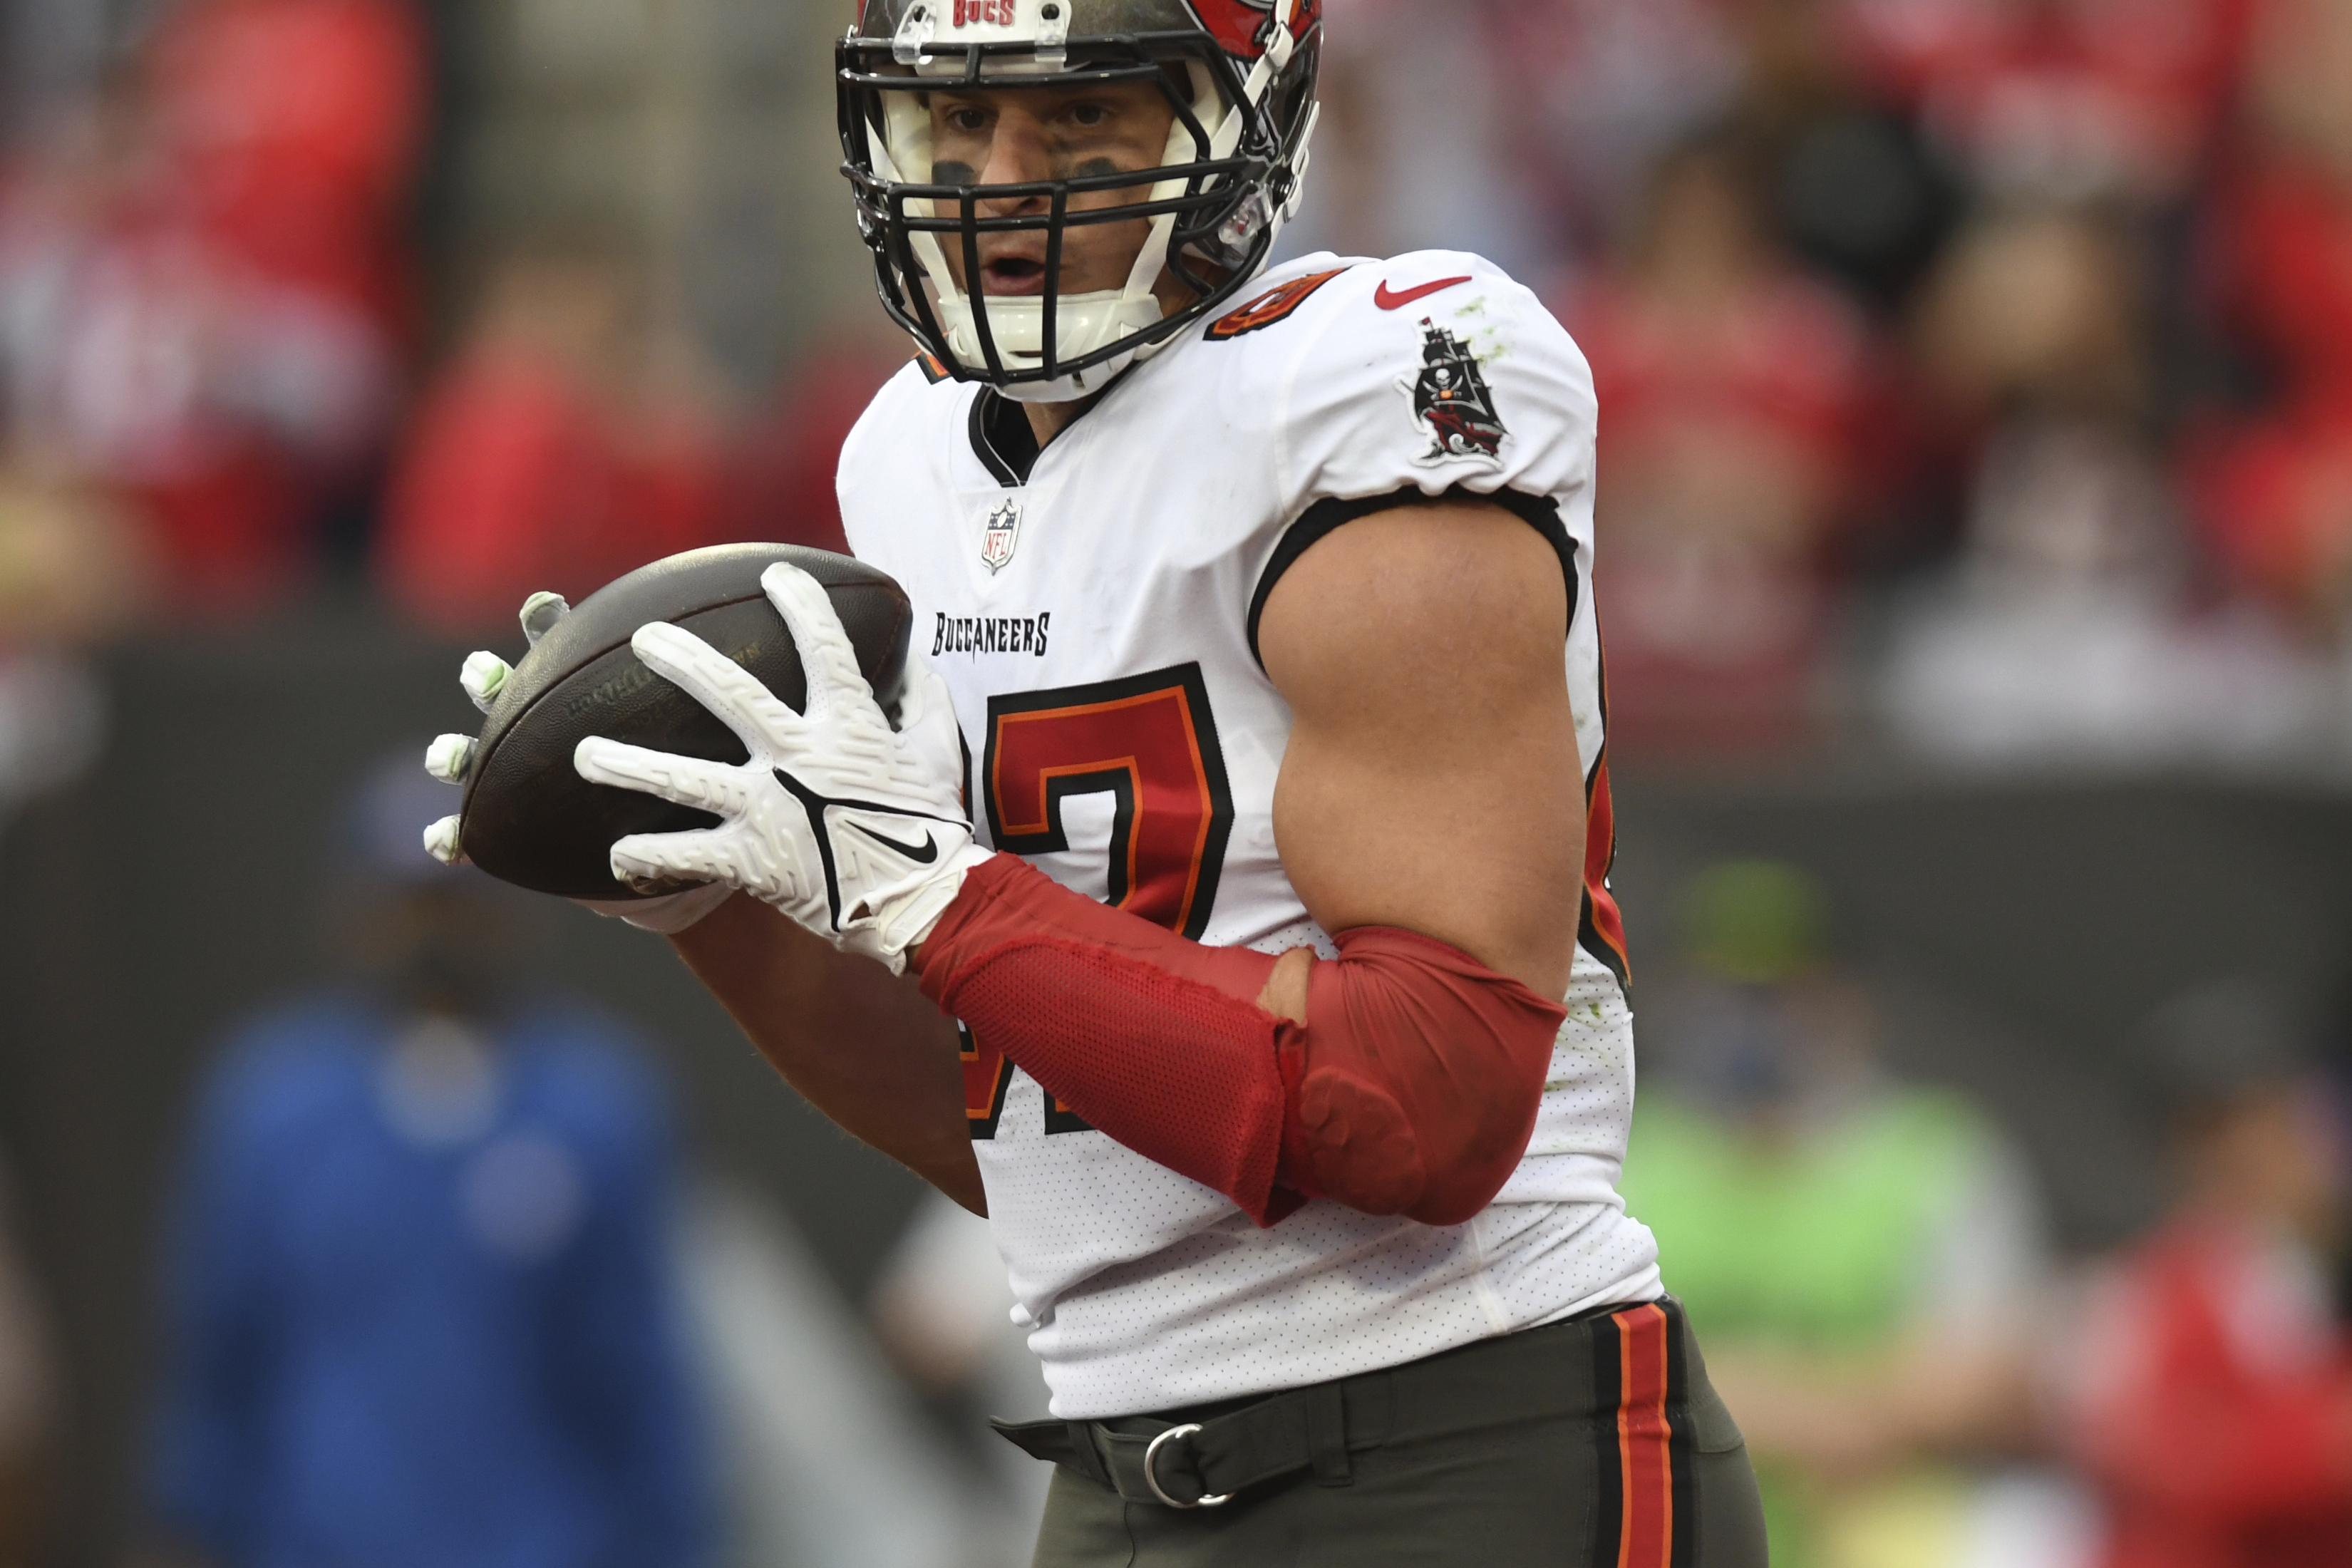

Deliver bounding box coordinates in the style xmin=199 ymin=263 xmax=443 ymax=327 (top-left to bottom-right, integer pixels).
xmin=460 ymin=651 xmax=512 ymax=713
xmin=423 ymin=814 xmax=467 ymax=865
xmin=519 ymin=590 xmax=570 ymax=646
xmin=630 ymin=621 xmax=803 ymax=750
xmin=424 ymin=733 xmax=475 ymax=784
xmin=574 ymin=735 xmax=751 ymax=817
xmin=608 ymin=828 xmax=741 ymax=895
xmin=759 ymin=562 xmax=879 ymax=724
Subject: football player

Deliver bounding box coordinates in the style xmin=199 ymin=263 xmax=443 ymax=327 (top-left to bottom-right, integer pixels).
xmin=429 ymin=1 xmax=1768 ymax=1561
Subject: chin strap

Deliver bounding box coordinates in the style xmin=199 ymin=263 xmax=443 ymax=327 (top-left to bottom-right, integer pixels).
xmin=912 ymin=855 xmax=1566 ymax=1227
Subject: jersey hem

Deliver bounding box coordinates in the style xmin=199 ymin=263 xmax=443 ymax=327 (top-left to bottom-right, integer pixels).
xmin=1042 ymin=1258 xmax=1669 ymax=1420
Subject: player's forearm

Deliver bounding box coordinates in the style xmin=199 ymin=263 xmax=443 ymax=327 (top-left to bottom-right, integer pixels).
xmin=671 ymin=894 xmax=984 ymax=1214
xmin=912 ymin=855 xmax=1564 ymax=1226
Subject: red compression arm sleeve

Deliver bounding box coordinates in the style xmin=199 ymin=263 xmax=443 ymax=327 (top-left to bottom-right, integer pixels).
xmin=911 ymin=855 xmax=1567 ymax=1227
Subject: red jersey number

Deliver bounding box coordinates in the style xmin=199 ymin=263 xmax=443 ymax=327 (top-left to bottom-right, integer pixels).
xmin=960 ymin=664 xmax=1236 ymax=1139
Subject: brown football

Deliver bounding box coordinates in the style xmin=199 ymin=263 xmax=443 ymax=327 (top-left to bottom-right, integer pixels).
xmin=456 ymin=543 xmax=913 ymax=899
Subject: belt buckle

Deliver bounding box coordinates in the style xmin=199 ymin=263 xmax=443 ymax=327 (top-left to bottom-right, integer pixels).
xmin=1142 ymin=1422 xmax=1233 ymax=1509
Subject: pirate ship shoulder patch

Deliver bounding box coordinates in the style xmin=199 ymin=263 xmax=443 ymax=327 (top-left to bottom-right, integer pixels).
xmin=1398 ymin=316 xmax=1507 ymax=466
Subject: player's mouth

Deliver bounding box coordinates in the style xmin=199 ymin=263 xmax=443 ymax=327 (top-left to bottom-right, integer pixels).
xmin=980 ymin=254 xmax=1050 ymax=296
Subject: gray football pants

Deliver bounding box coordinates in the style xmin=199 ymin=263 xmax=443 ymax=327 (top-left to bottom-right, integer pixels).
xmin=1010 ymin=1298 xmax=1770 ymax=1568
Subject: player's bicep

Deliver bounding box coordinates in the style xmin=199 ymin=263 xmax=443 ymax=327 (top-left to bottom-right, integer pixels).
xmin=1258 ymin=500 xmax=1585 ymax=1000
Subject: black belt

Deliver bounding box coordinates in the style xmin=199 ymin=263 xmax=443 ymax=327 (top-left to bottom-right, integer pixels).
xmin=994 ymin=1378 xmax=1356 ymax=1509
xmin=991 ymin=1302 xmax=1653 ymax=1510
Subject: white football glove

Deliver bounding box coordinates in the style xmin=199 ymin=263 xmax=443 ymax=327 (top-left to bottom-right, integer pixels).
xmin=421 ymin=589 xmax=736 ymax=936
xmin=572 ymin=561 xmax=991 ymax=972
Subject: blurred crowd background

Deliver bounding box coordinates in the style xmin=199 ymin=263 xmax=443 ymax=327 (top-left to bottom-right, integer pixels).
xmin=0 ymin=0 xmax=2351 ymax=1565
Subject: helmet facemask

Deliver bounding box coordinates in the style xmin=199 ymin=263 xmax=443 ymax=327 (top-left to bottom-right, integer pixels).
xmin=840 ymin=0 xmax=1321 ymax=402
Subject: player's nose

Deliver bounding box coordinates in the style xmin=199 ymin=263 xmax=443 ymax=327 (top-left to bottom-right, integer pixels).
xmin=974 ymin=112 xmax=1055 ymax=210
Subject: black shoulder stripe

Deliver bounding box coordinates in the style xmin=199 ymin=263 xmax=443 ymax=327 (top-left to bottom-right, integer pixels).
xmin=1246 ymin=485 xmax=1579 ymax=669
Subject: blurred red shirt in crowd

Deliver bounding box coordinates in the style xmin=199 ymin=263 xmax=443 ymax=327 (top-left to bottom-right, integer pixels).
xmin=1835 ymin=0 xmax=2259 ymax=197
xmin=2185 ymin=396 xmax=2352 ymax=626
xmin=2070 ymin=1215 xmax=2352 ymax=1568
xmin=2181 ymin=0 xmax=2352 ymax=624
xmin=145 ymin=0 xmax=425 ymax=337
xmin=381 ymin=346 xmax=691 ymax=634
xmin=378 ymin=246 xmax=728 ymax=634
xmin=2209 ymin=159 xmax=2352 ymax=411
xmin=2068 ymin=1015 xmax=2352 ymax=1568
xmin=0 ymin=0 xmax=422 ymax=614
xmin=381 ymin=261 xmax=910 ymax=632
xmin=1555 ymin=138 xmax=1872 ymax=755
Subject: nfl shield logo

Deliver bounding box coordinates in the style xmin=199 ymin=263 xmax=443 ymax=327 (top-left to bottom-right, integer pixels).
xmin=980 ymin=497 xmax=1022 ymax=573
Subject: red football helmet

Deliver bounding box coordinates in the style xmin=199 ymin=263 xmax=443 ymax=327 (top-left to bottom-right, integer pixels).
xmin=837 ymin=0 xmax=1322 ymax=401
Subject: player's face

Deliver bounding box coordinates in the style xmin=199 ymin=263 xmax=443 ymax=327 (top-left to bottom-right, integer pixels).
xmin=926 ymin=80 xmax=1179 ymax=299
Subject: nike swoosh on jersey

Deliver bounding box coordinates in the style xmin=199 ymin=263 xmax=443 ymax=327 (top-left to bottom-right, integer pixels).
xmin=845 ymin=820 xmax=940 ymax=865
xmin=1374 ymin=275 xmax=1472 ymax=310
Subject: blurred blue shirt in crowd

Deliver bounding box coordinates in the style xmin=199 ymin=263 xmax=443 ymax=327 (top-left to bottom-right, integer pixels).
xmin=146 ymin=994 xmax=708 ymax=1568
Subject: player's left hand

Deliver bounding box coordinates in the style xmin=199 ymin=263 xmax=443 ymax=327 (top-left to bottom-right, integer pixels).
xmin=573 ymin=561 xmax=991 ymax=971
xmin=422 ymin=592 xmax=737 ymax=937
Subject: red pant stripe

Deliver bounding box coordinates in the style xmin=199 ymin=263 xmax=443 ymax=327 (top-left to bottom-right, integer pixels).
xmin=1612 ymin=1304 xmax=1676 ymax=1568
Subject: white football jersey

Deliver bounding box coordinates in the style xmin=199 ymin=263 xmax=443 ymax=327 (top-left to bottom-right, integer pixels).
xmin=837 ymin=249 xmax=1661 ymax=1419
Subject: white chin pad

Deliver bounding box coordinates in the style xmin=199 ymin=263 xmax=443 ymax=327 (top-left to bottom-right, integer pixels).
xmin=937 ymin=288 xmax=1165 ymax=374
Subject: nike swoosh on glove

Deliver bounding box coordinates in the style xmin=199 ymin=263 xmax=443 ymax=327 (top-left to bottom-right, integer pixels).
xmin=573 ymin=561 xmax=992 ymax=972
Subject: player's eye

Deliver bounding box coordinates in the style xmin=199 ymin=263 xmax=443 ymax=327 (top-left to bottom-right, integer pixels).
xmin=1066 ymin=100 xmax=1111 ymax=128
xmin=942 ymin=104 xmax=989 ymax=133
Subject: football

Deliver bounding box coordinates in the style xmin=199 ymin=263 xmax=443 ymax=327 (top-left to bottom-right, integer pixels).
xmin=455 ymin=543 xmax=914 ymax=899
